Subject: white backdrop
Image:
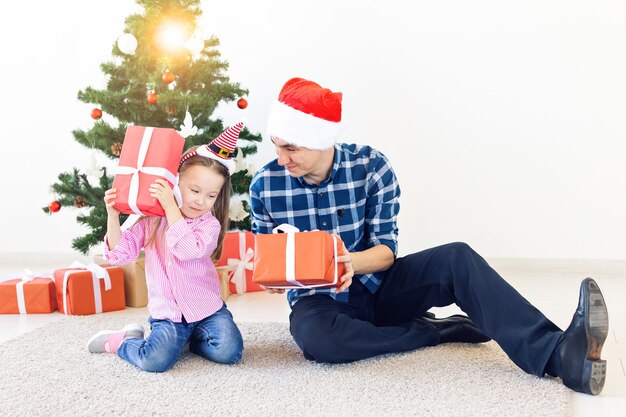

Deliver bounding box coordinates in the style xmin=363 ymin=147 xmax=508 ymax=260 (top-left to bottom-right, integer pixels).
xmin=0 ymin=0 xmax=624 ymax=260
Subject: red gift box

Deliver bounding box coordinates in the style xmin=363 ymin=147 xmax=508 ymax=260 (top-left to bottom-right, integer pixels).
xmin=54 ymin=263 xmax=125 ymax=315
xmin=0 ymin=273 xmax=57 ymax=314
xmin=252 ymin=225 xmax=345 ymax=289
xmin=113 ymin=126 xmax=185 ymax=217
xmin=216 ymin=231 xmax=262 ymax=294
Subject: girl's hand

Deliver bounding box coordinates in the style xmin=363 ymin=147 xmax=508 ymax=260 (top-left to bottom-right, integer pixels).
xmin=335 ymin=236 xmax=354 ymax=293
xmin=104 ymin=188 xmax=120 ymax=217
xmin=149 ymin=179 xmax=177 ymax=211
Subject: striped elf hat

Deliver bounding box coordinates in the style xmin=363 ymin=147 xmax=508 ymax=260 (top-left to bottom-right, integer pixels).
xmin=180 ymin=121 xmax=245 ymax=174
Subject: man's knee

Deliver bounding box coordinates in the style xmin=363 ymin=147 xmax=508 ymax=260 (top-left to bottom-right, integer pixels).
xmin=290 ymin=313 xmax=343 ymax=363
xmin=432 ymin=242 xmax=479 ymax=263
xmin=442 ymin=241 xmax=473 ymax=254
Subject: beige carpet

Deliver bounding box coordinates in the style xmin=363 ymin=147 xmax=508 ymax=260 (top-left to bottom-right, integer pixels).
xmin=0 ymin=314 xmax=569 ymax=417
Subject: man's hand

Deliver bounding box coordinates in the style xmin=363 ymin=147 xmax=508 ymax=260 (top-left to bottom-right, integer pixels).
xmin=260 ymin=285 xmax=286 ymax=294
xmin=335 ymin=237 xmax=354 ymax=293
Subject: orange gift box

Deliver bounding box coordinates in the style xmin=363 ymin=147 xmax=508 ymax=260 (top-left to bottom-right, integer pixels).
xmin=216 ymin=231 xmax=262 ymax=294
xmin=112 ymin=126 xmax=185 ymax=217
xmin=252 ymin=227 xmax=345 ymax=289
xmin=0 ymin=276 xmax=57 ymax=314
xmin=54 ymin=263 xmax=125 ymax=315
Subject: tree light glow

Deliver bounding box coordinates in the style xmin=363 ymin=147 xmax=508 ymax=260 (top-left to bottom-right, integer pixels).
xmin=156 ymin=20 xmax=190 ymax=53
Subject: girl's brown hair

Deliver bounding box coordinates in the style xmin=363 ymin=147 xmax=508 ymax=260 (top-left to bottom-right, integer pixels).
xmin=144 ymin=146 xmax=232 ymax=261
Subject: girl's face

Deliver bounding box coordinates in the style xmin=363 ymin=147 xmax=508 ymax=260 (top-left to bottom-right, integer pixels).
xmin=178 ymin=164 xmax=225 ymax=219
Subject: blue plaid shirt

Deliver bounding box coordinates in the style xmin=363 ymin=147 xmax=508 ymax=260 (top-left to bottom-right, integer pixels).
xmin=249 ymin=143 xmax=400 ymax=307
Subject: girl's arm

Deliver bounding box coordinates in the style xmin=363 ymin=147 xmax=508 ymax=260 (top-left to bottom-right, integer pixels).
xmin=166 ymin=216 xmax=220 ymax=261
xmin=104 ymin=188 xmax=122 ymax=250
xmin=102 ymin=187 xmax=145 ymax=265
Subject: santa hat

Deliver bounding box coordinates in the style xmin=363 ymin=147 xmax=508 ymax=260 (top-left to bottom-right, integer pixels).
xmin=180 ymin=121 xmax=244 ymax=174
xmin=266 ymin=77 xmax=343 ymax=150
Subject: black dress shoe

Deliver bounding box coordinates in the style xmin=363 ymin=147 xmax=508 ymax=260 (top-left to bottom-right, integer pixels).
xmin=557 ymin=278 xmax=609 ymax=395
xmin=421 ymin=314 xmax=491 ymax=344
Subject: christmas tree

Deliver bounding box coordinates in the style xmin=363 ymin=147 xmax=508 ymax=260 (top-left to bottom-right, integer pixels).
xmin=43 ymin=0 xmax=260 ymax=254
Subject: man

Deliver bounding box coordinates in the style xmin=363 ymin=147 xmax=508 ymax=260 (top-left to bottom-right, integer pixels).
xmin=249 ymin=77 xmax=609 ymax=395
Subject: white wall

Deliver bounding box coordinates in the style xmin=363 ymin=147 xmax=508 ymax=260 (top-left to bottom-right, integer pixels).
xmin=1 ymin=0 xmax=624 ymax=260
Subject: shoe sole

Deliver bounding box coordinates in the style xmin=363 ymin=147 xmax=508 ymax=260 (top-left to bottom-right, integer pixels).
xmin=582 ymin=278 xmax=609 ymax=395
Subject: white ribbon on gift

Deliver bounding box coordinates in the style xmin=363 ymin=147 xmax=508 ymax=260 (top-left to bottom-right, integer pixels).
xmin=284 ymin=230 xmax=305 ymax=287
xmin=226 ymin=232 xmax=254 ymax=294
xmin=15 ymin=269 xmax=54 ymax=314
xmin=61 ymin=262 xmax=112 ymax=315
xmin=270 ymin=224 xmax=341 ymax=289
xmin=114 ymin=127 xmax=182 ymax=216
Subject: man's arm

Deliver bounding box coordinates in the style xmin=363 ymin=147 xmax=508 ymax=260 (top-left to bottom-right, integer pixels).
xmin=335 ymin=243 xmax=394 ymax=293
xmin=351 ymin=245 xmax=394 ymax=275
xmin=336 ymin=149 xmax=400 ymax=292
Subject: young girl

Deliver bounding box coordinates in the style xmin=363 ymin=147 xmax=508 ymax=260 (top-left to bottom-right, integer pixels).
xmin=87 ymin=123 xmax=245 ymax=373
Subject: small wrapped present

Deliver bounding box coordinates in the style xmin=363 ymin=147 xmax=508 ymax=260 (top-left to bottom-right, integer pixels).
xmin=94 ymin=252 xmax=148 ymax=308
xmin=54 ymin=262 xmax=125 ymax=315
xmin=216 ymin=231 xmax=262 ymax=294
xmin=112 ymin=125 xmax=185 ymax=217
xmin=216 ymin=266 xmax=230 ymax=301
xmin=0 ymin=271 xmax=57 ymax=314
xmin=252 ymin=224 xmax=345 ymax=289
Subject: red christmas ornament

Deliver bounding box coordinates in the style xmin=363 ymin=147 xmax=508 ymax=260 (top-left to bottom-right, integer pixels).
xmin=91 ymin=108 xmax=102 ymax=120
xmin=237 ymin=98 xmax=248 ymax=109
xmin=147 ymin=92 xmax=158 ymax=105
xmin=162 ymin=71 xmax=176 ymax=84
xmin=49 ymin=200 xmax=61 ymax=213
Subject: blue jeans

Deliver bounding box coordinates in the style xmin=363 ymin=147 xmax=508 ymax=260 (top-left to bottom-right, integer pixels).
xmin=117 ymin=304 xmax=243 ymax=373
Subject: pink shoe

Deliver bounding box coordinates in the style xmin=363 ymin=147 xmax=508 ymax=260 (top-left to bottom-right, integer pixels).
xmin=86 ymin=323 xmax=144 ymax=353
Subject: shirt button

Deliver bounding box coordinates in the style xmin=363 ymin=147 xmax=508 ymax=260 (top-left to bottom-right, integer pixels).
xmin=319 ymin=191 xmax=324 ymax=196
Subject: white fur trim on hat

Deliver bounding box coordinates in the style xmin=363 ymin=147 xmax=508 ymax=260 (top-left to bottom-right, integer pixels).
xmin=196 ymin=146 xmax=236 ymax=174
xmin=266 ymin=101 xmax=343 ymax=150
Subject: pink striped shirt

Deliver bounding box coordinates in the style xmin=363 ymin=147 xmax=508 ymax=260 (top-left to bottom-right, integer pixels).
xmin=104 ymin=212 xmax=223 ymax=323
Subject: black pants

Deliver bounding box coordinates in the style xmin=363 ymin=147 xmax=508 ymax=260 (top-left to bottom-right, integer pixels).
xmin=289 ymin=242 xmax=563 ymax=376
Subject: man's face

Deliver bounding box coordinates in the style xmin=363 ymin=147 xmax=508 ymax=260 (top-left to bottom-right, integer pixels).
xmin=271 ymin=137 xmax=328 ymax=179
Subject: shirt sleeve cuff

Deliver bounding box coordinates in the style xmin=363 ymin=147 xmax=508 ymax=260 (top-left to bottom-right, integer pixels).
xmin=371 ymin=239 xmax=398 ymax=257
xmin=103 ymin=235 xmax=112 ymax=258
